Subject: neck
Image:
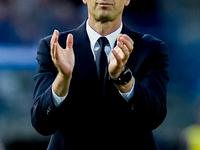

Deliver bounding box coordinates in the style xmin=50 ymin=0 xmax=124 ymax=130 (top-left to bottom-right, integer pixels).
xmin=88 ymin=16 xmax=122 ymax=37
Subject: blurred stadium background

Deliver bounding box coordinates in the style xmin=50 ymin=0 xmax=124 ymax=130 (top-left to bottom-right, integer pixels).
xmin=0 ymin=0 xmax=200 ymax=149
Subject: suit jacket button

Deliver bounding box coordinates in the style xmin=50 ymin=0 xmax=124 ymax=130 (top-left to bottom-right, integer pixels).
xmin=47 ymin=106 xmax=51 ymax=115
xmin=131 ymin=104 xmax=135 ymax=111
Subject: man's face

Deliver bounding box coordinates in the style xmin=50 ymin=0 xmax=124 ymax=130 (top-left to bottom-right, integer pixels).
xmin=83 ymin=0 xmax=130 ymax=22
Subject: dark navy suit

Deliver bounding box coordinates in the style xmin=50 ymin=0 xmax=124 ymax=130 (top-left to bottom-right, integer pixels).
xmin=31 ymin=21 xmax=169 ymax=150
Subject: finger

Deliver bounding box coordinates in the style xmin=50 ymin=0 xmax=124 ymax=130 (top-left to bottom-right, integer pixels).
xmin=120 ymin=36 xmax=133 ymax=53
xmin=51 ymin=30 xmax=59 ymax=57
xmin=51 ymin=45 xmax=54 ymax=59
xmin=54 ymin=29 xmax=60 ymax=37
xmin=120 ymin=35 xmax=134 ymax=53
xmin=53 ymin=43 xmax=57 ymax=60
xmin=111 ymin=49 xmax=123 ymax=67
xmin=52 ymin=36 xmax=59 ymax=60
xmin=51 ymin=36 xmax=56 ymax=58
xmin=117 ymin=34 xmax=123 ymax=40
xmin=117 ymin=34 xmax=133 ymax=54
xmin=51 ymin=43 xmax=56 ymax=61
xmin=66 ymin=33 xmax=73 ymax=51
xmin=117 ymin=34 xmax=129 ymax=57
xmin=122 ymin=34 xmax=134 ymax=45
xmin=51 ymin=30 xmax=59 ymax=47
xmin=50 ymin=35 xmax=55 ymax=50
xmin=117 ymin=42 xmax=129 ymax=60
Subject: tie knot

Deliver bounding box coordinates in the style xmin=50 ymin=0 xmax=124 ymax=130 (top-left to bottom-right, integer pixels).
xmin=98 ymin=37 xmax=109 ymax=47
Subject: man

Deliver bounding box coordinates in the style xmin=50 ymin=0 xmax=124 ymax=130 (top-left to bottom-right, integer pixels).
xmin=31 ymin=0 xmax=169 ymax=149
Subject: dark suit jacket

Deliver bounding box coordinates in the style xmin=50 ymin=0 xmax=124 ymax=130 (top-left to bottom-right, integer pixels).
xmin=31 ymin=20 xmax=169 ymax=150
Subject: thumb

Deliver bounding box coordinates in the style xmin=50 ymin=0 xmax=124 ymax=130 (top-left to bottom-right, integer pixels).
xmin=66 ymin=33 xmax=73 ymax=51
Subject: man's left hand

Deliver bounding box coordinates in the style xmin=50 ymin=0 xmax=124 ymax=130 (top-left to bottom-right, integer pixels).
xmin=109 ymin=34 xmax=134 ymax=79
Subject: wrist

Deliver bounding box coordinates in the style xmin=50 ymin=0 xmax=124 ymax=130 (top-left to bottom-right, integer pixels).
xmin=109 ymin=67 xmax=132 ymax=85
xmin=116 ymin=77 xmax=134 ymax=93
xmin=58 ymin=71 xmax=72 ymax=81
xmin=52 ymin=72 xmax=72 ymax=97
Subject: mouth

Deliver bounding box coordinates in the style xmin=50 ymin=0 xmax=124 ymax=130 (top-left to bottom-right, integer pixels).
xmin=97 ymin=2 xmax=112 ymax=7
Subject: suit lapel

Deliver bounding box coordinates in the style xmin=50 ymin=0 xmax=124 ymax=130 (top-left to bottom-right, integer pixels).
xmin=72 ymin=21 xmax=99 ymax=87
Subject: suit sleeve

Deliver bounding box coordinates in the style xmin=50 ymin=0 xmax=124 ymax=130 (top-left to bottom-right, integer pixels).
xmin=128 ymin=40 xmax=169 ymax=130
xmin=31 ymin=37 xmax=61 ymax=136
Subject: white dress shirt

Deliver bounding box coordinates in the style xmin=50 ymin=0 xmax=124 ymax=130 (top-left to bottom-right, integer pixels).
xmin=52 ymin=20 xmax=134 ymax=107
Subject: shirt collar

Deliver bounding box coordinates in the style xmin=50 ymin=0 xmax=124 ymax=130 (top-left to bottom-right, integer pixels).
xmin=86 ymin=19 xmax=123 ymax=50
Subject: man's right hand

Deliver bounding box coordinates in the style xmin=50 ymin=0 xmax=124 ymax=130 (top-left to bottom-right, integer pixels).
xmin=51 ymin=30 xmax=75 ymax=79
xmin=50 ymin=30 xmax=75 ymax=97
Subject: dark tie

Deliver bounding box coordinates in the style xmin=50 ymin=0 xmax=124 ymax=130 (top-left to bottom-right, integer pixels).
xmin=96 ymin=37 xmax=109 ymax=84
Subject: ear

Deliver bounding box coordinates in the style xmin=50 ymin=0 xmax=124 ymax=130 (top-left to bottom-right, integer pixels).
xmin=124 ymin=0 xmax=130 ymax=6
xmin=82 ymin=0 xmax=87 ymax=4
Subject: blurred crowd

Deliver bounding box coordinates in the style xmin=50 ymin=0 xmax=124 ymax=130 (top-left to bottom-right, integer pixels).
xmin=0 ymin=0 xmax=85 ymax=45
